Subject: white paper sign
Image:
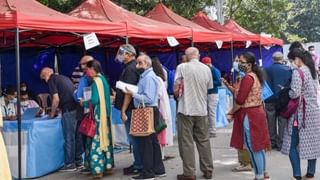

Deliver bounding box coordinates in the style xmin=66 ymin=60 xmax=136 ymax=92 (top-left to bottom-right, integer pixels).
xmin=246 ymin=40 xmax=252 ymax=48
xmin=83 ymin=33 xmax=100 ymax=50
xmin=215 ymin=40 xmax=223 ymax=49
xmin=167 ymin=36 xmax=179 ymax=47
xmin=116 ymin=81 xmax=138 ymax=94
xmin=264 ymin=46 xmax=271 ymax=50
xmin=259 ymin=59 xmax=263 ymax=67
xmin=83 ymin=87 xmax=92 ymax=101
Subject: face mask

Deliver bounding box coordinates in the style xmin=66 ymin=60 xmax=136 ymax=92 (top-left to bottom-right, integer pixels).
xmin=137 ymin=68 xmax=145 ymax=75
xmin=9 ymin=98 xmax=17 ymax=104
xmin=310 ymin=50 xmax=316 ymax=55
xmin=21 ymin=101 xmax=28 ymax=106
xmin=85 ymin=69 xmax=95 ymax=78
xmin=238 ymin=63 xmax=248 ymax=72
xmin=233 ymin=61 xmax=239 ymax=72
xmin=115 ymin=47 xmax=129 ymax=63
xmin=21 ymin=86 xmax=27 ymax=91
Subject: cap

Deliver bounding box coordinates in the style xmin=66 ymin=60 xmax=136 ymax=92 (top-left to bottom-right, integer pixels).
xmin=201 ymin=57 xmax=212 ymax=65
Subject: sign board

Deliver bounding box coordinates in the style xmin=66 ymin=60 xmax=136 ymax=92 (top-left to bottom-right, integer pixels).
xmin=83 ymin=33 xmax=100 ymax=50
xmin=167 ymin=36 xmax=179 ymax=47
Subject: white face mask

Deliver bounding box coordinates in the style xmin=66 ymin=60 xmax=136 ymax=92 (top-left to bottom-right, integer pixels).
xmin=233 ymin=61 xmax=240 ymax=72
xmin=310 ymin=50 xmax=316 ymax=56
xmin=21 ymin=101 xmax=28 ymax=107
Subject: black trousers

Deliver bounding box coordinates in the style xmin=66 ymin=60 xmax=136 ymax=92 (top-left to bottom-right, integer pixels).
xmin=138 ymin=107 xmax=165 ymax=176
xmin=75 ymin=104 xmax=85 ymax=164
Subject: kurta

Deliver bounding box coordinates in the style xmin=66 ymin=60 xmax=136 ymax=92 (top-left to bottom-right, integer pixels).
xmin=0 ymin=108 xmax=12 ymax=180
xmin=84 ymin=74 xmax=114 ymax=175
xmin=281 ymin=66 xmax=320 ymax=159
xmin=230 ymin=73 xmax=270 ymax=151
xmin=156 ymin=77 xmax=174 ymax=147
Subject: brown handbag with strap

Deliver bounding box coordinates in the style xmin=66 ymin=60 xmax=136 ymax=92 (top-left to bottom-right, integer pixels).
xmin=130 ymin=97 xmax=155 ymax=136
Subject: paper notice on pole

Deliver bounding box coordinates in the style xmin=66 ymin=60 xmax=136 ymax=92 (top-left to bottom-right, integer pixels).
xmin=167 ymin=36 xmax=179 ymax=47
xmin=259 ymin=59 xmax=263 ymax=67
xmin=116 ymin=81 xmax=138 ymax=94
xmin=83 ymin=33 xmax=100 ymax=50
xmin=83 ymin=87 xmax=92 ymax=101
xmin=215 ymin=40 xmax=223 ymax=49
xmin=246 ymin=40 xmax=252 ymax=48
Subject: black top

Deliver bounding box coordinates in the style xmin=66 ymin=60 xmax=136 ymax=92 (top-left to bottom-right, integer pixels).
xmin=114 ymin=60 xmax=140 ymax=112
xmin=48 ymin=74 xmax=77 ymax=112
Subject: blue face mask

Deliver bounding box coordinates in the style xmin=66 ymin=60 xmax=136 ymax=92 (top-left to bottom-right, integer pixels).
xmin=9 ymin=98 xmax=17 ymax=104
xmin=233 ymin=61 xmax=240 ymax=72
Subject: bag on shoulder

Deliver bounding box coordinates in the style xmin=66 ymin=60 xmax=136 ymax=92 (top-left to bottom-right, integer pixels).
xmin=279 ymin=69 xmax=304 ymax=119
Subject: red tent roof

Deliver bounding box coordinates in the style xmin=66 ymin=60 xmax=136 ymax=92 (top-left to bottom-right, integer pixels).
xmin=224 ymin=19 xmax=283 ymax=45
xmin=69 ymin=0 xmax=192 ymax=41
xmin=145 ymin=3 xmax=232 ymax=43
xmin=0 ymin=0 xmax=126 ymax=35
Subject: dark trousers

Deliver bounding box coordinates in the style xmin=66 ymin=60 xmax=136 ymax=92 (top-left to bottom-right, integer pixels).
xmin=75 ymin=104 xmax=85 ymax=164
xmin=265 ymin=103 xmax=287 ymax=148
xmin=61 ymin=110 xmax=78 ymax=165
xmin=138 ymin=107 xmax=165 ymax=176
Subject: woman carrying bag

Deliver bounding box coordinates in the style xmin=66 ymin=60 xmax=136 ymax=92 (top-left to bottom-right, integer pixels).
xmin=281 ymin=48 xmax=320 ymax=180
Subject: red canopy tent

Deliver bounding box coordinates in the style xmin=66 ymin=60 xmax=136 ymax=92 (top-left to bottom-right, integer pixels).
xmin=0 ymin=0 xmax=129 ymax=47
xmin=224 ymin=19 xmax=283 ymax=46
xmin=69 ymin=0 xmax=193 ymax=46
xmin=144 ymin=3 xmax=232 ymax=45
xmin=0 ymin=0 xmax=130 ymax=178
xmin=192 ymin=11 xmax=258 ymax=44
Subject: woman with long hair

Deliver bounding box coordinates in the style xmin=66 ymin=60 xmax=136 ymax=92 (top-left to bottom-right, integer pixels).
xmin=83 ymin=60 xmax=113 ymax=178
xmin=151 ymin=56 xmax=174 ymax=158
xmin=282 ymin=48 xmax=320 ymax=180
xmin=228 ymin=52 xmax=271 ymax=180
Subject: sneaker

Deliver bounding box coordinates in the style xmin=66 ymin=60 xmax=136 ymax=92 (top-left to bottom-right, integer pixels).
xmin=209 ymin=131 xmax=217 ymax=138
xmin=132 ymin=174 xmax=155 ymax=180
xmin=76 ymin=163 xmax=84 ymax=170
xmin=155 ymin=172 xmax=166 ymax=177
xmin=123 ymin=165 xmax=141 ymax=175
xmin=59 ymin=164 xmax=77 ymax=172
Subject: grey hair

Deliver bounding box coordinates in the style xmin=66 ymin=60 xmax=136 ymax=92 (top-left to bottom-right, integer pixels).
xmin=120 ymin=44 xmax=136 ymax=56
xmin=139 ymin=52 xmax=152 ymax=67
xmin=272 ymin=52 xmax=283 ymax=62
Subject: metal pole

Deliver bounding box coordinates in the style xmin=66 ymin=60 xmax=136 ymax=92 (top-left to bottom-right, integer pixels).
xmin=125 ymin=36 xmax=129 ymax=44
xmin=259 ymin=44 xmax=263 ymax=65
xmin=15 ymin=27 xmax=22 ymax=180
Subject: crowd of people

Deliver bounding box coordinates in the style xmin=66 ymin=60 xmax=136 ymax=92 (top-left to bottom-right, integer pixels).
xmin=1 ymin=42 xmax=320 ymax=180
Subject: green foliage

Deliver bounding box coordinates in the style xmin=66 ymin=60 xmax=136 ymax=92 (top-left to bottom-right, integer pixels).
xmin=37 ymin=0 xmax=83 ymax=13
xmin=112 ymin=0 xmax=214 ymax=18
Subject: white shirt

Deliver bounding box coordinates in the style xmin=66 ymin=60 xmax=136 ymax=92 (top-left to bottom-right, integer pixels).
xmin=0 ymin=97 xmax=16 ymax=118
xmin=174 ymin=59 xmax=213 ymax=116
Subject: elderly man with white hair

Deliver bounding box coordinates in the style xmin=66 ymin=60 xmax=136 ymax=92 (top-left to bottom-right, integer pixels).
xmin=124 ymin=53 xmax=165 ymax=180
xmin=174 ymin=47 xmax=214 ymax=180
xmin=264 ymin=51 xmax=292 ymax=151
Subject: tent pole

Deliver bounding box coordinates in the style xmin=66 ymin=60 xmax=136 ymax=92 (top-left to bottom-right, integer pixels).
xmin=231 ymin=41 xmax=234 ymax=62
xmin=15 ymin=27 xmax=22 ymax=180
xmin=125 ymin=36 xmax=129 ymax=44
xmin=231 ymin=41 xmax=235 ymax=85
xmin=259 ymin=44 xmax=263 ymax=62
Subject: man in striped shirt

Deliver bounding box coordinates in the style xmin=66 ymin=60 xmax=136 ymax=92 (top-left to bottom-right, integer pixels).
xmin=174 ymin=47 xmax=214 ymax=180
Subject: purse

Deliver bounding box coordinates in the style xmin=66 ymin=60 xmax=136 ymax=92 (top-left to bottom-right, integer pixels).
xmin=79 ymin=105 xmax=96 ymax=138
xmin=155 ymin=114 xmax=167 ymax=133
xmin=130 ymin=97 xmax=155 ymax=136
xmin=279 ymin=69 xmax=304 ymax=119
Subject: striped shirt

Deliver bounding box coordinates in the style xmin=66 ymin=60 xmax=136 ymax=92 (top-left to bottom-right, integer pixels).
xmin=174 ymin=59 xmax=213 ymax=116
xmin=71 ymin=66 xmax=84 ymax=87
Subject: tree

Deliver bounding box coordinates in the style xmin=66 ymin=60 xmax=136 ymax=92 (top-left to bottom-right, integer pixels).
xmin=224 ymin=0 xmax=291 ymax=40
xmin=37 ymin=0 xmax=83 ymax=13
xmin=112 ymin=0 xmax=214 ymax=18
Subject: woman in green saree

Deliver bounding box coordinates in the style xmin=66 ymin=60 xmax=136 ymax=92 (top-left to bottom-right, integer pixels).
xmin=83 ymin=60 xmax=113 ymax=178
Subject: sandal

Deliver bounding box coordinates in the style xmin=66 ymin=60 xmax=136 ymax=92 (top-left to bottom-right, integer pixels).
xmin=264 ymin=172 xmax=271 ymax=179
xmin=92 ymin=173 xmax=103 ymax=179
xmin=232 ymin=164 xmax=252 ymax=172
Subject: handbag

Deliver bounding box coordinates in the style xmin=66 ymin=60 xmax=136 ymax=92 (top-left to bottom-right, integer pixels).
xmin=155 ymin=114 xmax=167 ymax=133
xmin=279 ymin=69 xmax=304 ymax=119
xmin=79 ymin=105 xmax=96 ymax=138
xmin=130 ymin=97 xmax=155 ymax=136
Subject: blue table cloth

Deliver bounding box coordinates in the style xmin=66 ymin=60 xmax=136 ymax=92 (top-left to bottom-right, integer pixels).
xmin=3 ymin=117 xmax=64 ymax=178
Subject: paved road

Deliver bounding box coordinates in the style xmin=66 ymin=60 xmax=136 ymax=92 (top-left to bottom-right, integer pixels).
xmin=39 ymin=126 xmax=319 ymax=180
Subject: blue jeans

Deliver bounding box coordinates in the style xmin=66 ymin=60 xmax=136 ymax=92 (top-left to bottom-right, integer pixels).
xmin=243 ymin=116 xmax=266 ymax=179
xmin=61 ymin=110 xmax=78 ymax=165
xmin=125 ymin=111 xmax=143 ymax=169
xmin=289 ymin=127 xmax=317 ymax=177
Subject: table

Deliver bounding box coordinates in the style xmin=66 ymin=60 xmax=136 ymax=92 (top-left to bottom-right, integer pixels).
xmin=2 ymin=117 xmax=64 ymax=178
